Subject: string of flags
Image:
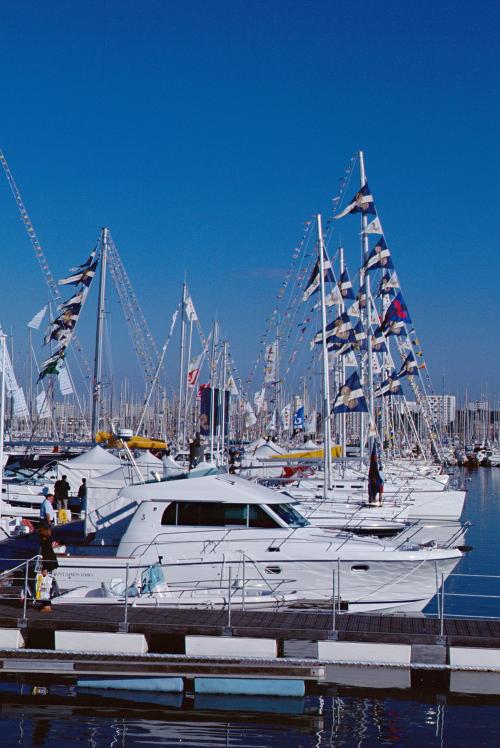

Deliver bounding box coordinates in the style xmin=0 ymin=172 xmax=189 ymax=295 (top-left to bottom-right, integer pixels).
xmin=37 ymin=246 xmax=99 ymax=380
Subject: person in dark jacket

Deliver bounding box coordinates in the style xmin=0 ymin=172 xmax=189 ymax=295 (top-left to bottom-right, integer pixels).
xmin=54 ymin=474 xmax=70 ymax=510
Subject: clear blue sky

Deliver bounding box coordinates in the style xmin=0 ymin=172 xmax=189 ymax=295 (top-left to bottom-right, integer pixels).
xmin=0 ymin=0 xmax=498 ymax=402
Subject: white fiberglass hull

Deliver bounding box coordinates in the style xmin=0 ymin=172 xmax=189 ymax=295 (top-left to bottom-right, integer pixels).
xmin=50 ymin=528 xmax=462 ymax=614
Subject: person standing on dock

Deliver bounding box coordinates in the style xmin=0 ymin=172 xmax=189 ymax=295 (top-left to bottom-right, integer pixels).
xmin=35 ymin=566 xmax=60 ymax=612
xmin=77 ymin=478 xmax=88 ymax=513
xmin=39 ymin=493 xmax=55 ymax=527
xmin=54 ymin=474 xmax=70 ymax=510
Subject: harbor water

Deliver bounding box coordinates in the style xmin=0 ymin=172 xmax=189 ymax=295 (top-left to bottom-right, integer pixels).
xmin=0 ymin=469 xmax=498 ymax=746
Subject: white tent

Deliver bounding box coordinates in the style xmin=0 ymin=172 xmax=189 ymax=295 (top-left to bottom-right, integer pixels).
xmin=55 ymin=445 xmax=122 ymax=491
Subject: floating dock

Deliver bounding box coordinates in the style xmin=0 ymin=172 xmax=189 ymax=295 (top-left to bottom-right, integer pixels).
xmin=0 ymin=602 xmax=498 ymax=695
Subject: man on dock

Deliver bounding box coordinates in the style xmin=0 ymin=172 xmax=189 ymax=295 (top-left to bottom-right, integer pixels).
xmin=39 ymin=493 xmax=55 ymax=527
xmin=77 ymin=478 xmax=87 ymax=513
xmin=54 ymin=474 xmax=70 ymax=510
xmin=35 ymin=565 xmax=60 ymax=612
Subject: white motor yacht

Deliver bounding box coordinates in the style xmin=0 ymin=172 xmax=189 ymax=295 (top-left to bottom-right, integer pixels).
xmin=48 ymin=473 xmax=463 ymax=613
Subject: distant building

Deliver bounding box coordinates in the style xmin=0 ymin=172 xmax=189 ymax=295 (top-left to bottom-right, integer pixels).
xmin=426 ymin=395 xmax=456 ymax=427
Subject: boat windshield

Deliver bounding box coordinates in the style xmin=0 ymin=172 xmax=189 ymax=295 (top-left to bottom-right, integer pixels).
xmin=266 ymin=503 xmax=310 ymax=528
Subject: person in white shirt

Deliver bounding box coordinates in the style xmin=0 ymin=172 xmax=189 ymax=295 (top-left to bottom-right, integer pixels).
xmin=39 ymin=493 xmax=55 ymax=527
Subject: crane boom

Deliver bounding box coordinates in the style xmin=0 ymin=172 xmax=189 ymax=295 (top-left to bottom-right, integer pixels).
xmin=0 ymin=149 xmax=92 ymax=380
xmin=106 ymin=233 xmax=160 ymax=384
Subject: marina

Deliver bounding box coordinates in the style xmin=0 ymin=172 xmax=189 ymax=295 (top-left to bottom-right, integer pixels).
xmin=0 ymin=2 xmax=498 ymax=745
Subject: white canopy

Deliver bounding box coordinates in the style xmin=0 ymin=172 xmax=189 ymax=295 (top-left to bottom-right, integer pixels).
xmin=56 ymin=445 xmax=122 ymax=490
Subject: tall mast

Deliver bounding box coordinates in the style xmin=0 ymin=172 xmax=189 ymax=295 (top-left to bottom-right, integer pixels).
xmin=0 ymin=333 xmax=6 ymax=525
xmin=339 ymin=245 xmax=347 ymax=462
xmin=209 ymin=320 xmax=218 ymax=460
xmin=91 ymin=227 xmax=108 ymax=441
xmin=176 ymin=282 xmax=187 ymax=446
xmin=317 ymin=214 xmax=332 ymax=497
xmin=221 ymin=340 xmax=228 ymax=459
xmin=182 ymin=312 xmax=194 ymax=445
xmin=359 ymin=151 xmax=374 ymax=455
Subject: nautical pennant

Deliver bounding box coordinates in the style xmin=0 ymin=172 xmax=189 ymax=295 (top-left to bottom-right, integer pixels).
xmin=264 ymin=341 xmax=278 ymax=383
xmin=244 ymin=401 xmax=257 ymax=428
xmin=353 ymin=321 xmax=367 ymax=348
xmin=334 ymin=183 xmax=376 ymax=220
xmin=363 ymin=238 xmax=393 ymax=272
xmin=374 ymin=374 xmax=403 ymax=398
xmin=348 ymin=300 xmax=361 ymax=318
xmin=398 ymin=352 xmax=418 ymax=378
xmin=227 ymin=375 xmax=239 ymax=396
xmin=381 ymin=291 xmax=412 ymax=336
xmin=338 ymin=268 xmax=355 ymax=300
xmin=38 ymin=349 xmax=65 ymax=381
xmin=58 ymin=259 xmax=98 ymax=287
xmin=372 ymin=327 xmax=388 ymax=353
xmin=69 ymin=245 xmax=97 ymax=272
xmin=332 ymin=371 xmax=368 ymax=413
xmin=324 ymin=284 xmax=343 ymax=307
xmin=314 ymin=312 xmax=355 ymax=348
xmin=187 ymin=353 xmax=203 ymax=387
xmin=254 ymin=387 xmax=266 ymax=413
xmin=356 ymin=282 xmax=367 ymax=309
xmin=362 ymin=216 xmax=384 ymax=235
xmin=27 ymin=305 xmax=48 ymax=330
xmin=58 ymin=365 xmax=74 ymax=396
xmin=376 ymin=271 xmax=400 ymax=297
xmin=302 ymin=250 xmax=335 ymax=301
xmin=293 ymin=406 xmax=305 ymax=431
xmin=185 ymin=294 xmax=198 ymax=323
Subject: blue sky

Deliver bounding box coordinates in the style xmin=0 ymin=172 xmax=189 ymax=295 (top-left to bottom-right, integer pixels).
xmin=0 ymin=0 xmax=498 ymax=402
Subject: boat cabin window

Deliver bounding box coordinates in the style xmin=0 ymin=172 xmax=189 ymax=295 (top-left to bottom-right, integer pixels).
xmin=161 ymin=501 xmax=281 ymax=528
xmin=248 ymin=504 xmax=280 ymax=528
xmin=267 ymin=503 xmax=310 ymax=528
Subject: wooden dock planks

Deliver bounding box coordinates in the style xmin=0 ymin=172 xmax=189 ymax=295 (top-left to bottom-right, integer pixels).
xmin=0 ymin=601 xmax=498 ymax=648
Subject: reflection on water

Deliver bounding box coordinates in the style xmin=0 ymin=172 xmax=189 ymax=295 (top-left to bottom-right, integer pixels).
xmin=0 ymin=693 xmax=499 ymax=747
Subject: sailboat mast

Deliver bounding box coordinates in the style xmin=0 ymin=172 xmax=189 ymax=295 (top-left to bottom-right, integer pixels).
xmin=176 ymin=283 xmax=187 ymax=446
xmin=338 ymin=245 xmax=347 ymax=461
xmin=0 ymin=333 xmax=6 ymax=524
xmin=317 ymin=214 xmax=332 ymax=496
xmin=91 ymin=227 xmax=108 ymax=441
xmin=359 ymin=151 xmax=375 ymax=454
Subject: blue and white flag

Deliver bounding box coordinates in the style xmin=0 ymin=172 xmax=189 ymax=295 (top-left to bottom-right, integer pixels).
xmin=362 ymin=216 xmax=384 ymax=235
xmin=314 ymin=312 xmax=355 ymax=348
xmin=374 ymin=374 xmax=403 ymax=398
xmin=70 ymin=245 xmax=97 ymax=272
xmin=302 ymin=251 xmax=335 ymax=301
xmin=348 ymin=299 xmax=361 ymax=318
xmin=363 ymin=238 xmax=393 ymax=272
xmin=398 ymin=352 xmax=418 ymax=378
xmin=353 ymin=320 xmax=367 ymax=348
xmin=372 ymin=327 xmax=388 ymax=353
xmin=332 ymin=371 xmax=368 ymax=413
xmin=356 ymin=282 xmax=367 ymax=309
xmin=338 ymin=268 xmax=355 ymax=300
xmin=58 ymin=259 xmax=98 ymax=287
xmin=293 ymin=406 xmax=305 ymax=431
xmin=334 ymin=183 xmax=376 ymax=220
xmin=376 ymin=271 xmax=400 ymax=297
